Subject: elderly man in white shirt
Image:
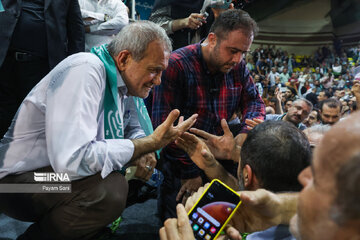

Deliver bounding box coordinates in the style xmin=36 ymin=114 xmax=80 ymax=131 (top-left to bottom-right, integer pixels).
xmin=79 ymin=0 xmax=129 ymax=51
xmin=0 ymin=21 xmax=197 ymax=240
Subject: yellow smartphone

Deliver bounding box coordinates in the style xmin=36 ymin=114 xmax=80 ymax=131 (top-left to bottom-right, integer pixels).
xmin=187 ymin=179 xmax=241 ymax=240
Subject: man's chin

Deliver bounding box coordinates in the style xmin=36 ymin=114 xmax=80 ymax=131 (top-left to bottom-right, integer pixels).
xmin=289 ymin=215 xmax=301 ymax=240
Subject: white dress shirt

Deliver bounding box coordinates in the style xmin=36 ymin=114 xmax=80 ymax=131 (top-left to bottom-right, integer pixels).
xmin=79 ymin=0 xmax=129 ymax=51
xmin=0 ymin=53 xmax=145 ymax=180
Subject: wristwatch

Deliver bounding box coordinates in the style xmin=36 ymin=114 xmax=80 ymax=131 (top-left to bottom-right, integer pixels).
xmin=104 ymin=13 xmax=111 ymax=22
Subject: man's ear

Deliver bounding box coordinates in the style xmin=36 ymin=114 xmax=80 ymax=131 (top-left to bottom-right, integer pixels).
xmin=242 ymin=164 xmax=252 ymax=188
xmin=243 ymin=164 xmax=260 ymax=190
xmin=207 ymin=32 xmax=217 ymax=48
xmin=114 ymin=50 xmax=131 ymax=71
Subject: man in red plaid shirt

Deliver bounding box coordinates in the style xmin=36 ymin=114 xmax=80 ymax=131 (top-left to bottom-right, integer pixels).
xmin=152 ymin=9 xmax=265 ymax=220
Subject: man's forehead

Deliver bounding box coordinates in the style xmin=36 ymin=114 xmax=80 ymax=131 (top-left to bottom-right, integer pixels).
xmin=323 ymin=104 xmax=340 ymax=113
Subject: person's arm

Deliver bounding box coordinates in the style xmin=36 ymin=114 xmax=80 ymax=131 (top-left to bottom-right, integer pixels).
xmin=239 ymin=66 xmax=266 ymax=132
xmin=45 ymin=59 xmax=197 ymax=180
xmin=188 ymin=119 xmax=240 ymax=161
xmin=274 ymin=87 xmax=284 ymax=114
xmin=176 ymin=132 xmax=239 ymax=189
xmin=87 ymin=1 xmax=129 ymax=35
xmin=186 ymin=188 xmax=298 ymax=233
xmin=149 ymin=5 xmax=205 ymax=35
xmin=66 ymin=0 xmax=85 ymax=53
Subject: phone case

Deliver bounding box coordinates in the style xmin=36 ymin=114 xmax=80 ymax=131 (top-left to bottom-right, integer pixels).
xmin=187 ymin=179 xmax=242 ymax=240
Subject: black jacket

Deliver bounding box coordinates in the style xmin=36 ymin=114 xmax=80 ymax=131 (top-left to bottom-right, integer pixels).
xmin=0 ymin=0 xmax=84 ymax=69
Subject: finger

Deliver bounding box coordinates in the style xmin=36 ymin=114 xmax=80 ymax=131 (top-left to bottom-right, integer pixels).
xmin=159 ymin=227 xmax=168 ymax=240
xmin=176 ymin=204 xmax=190 ymax=226
xmin=182 ymin=194 xmax=188 ymax=206
xmin=176 ymin=185 xmax=187 ymax=202
xmin=177 ymin=114 xmax=198 ymax=132
xmin=225 ymin=225 xmax=242 ymax=240
xmin=175 ymin=137 xmax=187 ymax=150
xmin=190 ymin=13 xmax=204 ymax=19
xmin=163 ymin=109 xmax=180 ymax=128
xmin=190 ymin=127 xmax=212 ymax=140
xmin=178 ymin=116 xmax=184 ymax=125
xmin=181 ymin=132 xmax=200 ymax=145
xmin=221 ymin=119 xmax=232 ymax=135
xmin=163 ymin=218 xmax=180 ymax=240
xmin=244 ymin=119 xmax=256 ymax=127
xmin=185 ymin=186 xmax=205 ymax=212
xmin=253 ymin=118 xmax=264 ymax=124
xmin=176 ymin=204 xmax=193 ymax=237
xmin=246 ymin=126 xmax=253 ymax=131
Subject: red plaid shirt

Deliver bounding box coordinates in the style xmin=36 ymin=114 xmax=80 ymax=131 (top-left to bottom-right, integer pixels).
xmin=152 ymin=43 xmax=265 ymax=178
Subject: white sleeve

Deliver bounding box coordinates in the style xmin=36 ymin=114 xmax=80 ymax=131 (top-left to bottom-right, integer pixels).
xmin=45 ymin=59 xmax=134 ymax=180
xmin=89 ymin=1 xmax=129 ymax=35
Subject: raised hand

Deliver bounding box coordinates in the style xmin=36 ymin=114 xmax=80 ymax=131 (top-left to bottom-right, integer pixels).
xmin=190 ymin=119 xmax=237 ymax=160
xmin=176 ymin=132 xmax=217 ymax=170
xmin=152 ymin=109 xmax=198 ymax=149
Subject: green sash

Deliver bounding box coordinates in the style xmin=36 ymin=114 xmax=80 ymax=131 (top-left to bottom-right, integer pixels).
xmin=0 ymin=1 xmax=4 ymax=12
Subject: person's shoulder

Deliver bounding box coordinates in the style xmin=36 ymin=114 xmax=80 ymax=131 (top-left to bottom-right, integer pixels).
xmin=51 ymin=52 xmax=105 ymax=78
xmin=171 ymin=44 xmax=199 ymax=60
xmin=167 ymin=44 xmax=200 ymax=70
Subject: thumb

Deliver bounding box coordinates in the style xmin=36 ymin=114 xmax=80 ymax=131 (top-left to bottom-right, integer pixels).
xmin=163 ymin=109 xmax=180 ymax=128
xmin=221 ymin=119 xmax=231 ymax=135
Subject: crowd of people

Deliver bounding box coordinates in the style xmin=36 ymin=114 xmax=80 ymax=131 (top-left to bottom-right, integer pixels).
xmin=0 ymin=1 xmax=359 ymax=240
xmin=245 ymin=43 xmax=360 ymax=125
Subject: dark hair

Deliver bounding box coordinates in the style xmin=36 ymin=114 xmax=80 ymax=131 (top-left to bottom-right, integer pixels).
xmin=209 ymin=9 xmax=258 ymax=42
xmin=240 ymin=121 xmax=311 ymax=192
xmin=312 ymin=108 xmax=321 ymax=121
xmin=332 ymin=152 xmax=360 ymax=225
xmin=320 ymin=98 xmax=342 ymax=112
xmin=320 ymin=90 xmax=332 ymax=99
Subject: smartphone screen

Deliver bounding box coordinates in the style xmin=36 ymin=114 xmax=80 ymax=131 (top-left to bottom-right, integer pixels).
xmin=188 ymin=179 xmax=241 ymax=240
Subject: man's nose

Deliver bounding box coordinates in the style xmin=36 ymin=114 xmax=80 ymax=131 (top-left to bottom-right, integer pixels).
xmin=232 ymin=52 xmax=243 ymax=64
xmin=153 ymin=73 xmax=162 ymax=86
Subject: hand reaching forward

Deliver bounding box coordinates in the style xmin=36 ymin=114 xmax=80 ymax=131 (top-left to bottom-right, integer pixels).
xmin=190 ymin=119 xmax=237 ymax=160
xmin=228 ymin=189 xmax=298 ymax=233
xmin=131 ymin=110 xmax=197 ymax=161
xmin=176 ymin=132 xmax=217 ymax=170
xmin=152 ymin=109 xmax=198 ymax=150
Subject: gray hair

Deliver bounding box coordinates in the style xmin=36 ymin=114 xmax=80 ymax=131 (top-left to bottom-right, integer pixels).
xmin=108 ymin=20 xmax=172 ymax=61
xmin=293 ymin=98 xmax=313 ymax=112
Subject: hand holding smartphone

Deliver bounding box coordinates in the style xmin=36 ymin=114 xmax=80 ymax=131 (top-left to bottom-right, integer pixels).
xmin=187 ymin=179 xmax=241 ymax=240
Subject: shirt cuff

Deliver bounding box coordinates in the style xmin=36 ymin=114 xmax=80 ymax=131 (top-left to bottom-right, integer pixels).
xmin=101 ymin=139 xmax=134 ymax=178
